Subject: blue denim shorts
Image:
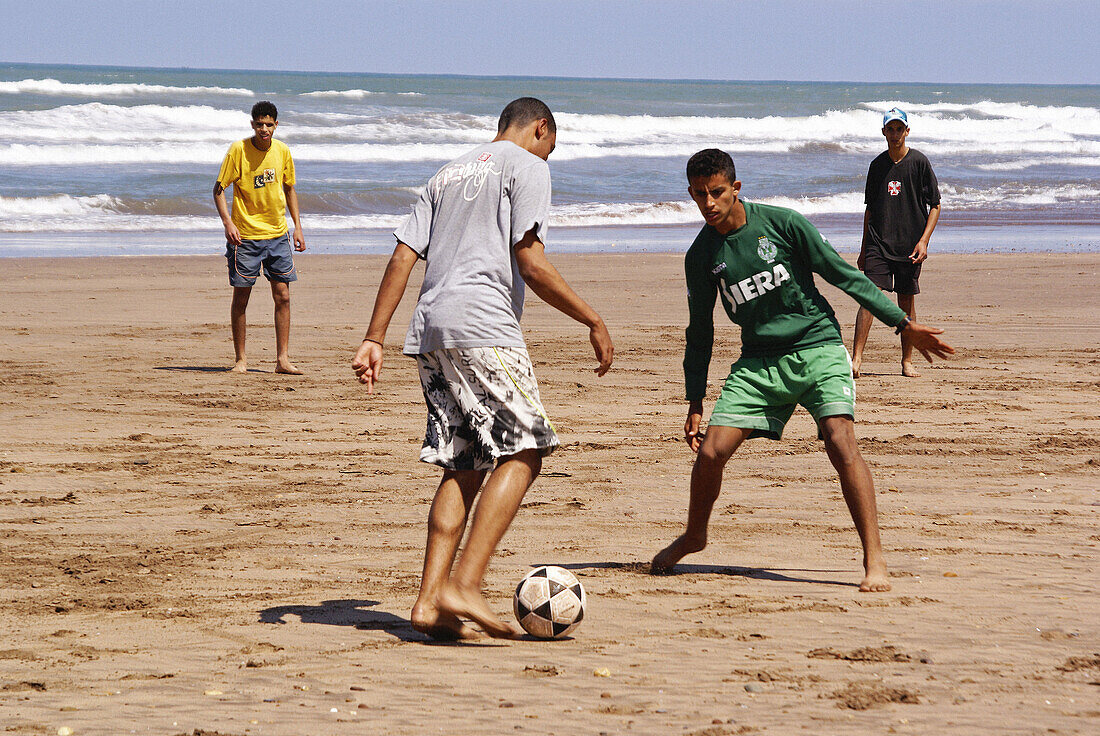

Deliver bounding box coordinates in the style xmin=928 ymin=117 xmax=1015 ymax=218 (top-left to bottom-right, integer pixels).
xmin=226 ymin=233 xmax=297 ymax=287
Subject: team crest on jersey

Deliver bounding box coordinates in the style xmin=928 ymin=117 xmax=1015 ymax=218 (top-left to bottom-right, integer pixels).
xmin=477 ymin=153 xmax=492 ymax=162
xmin=888 ymin=180 xmax=902 ymax=196
xmin=757 ymin=236 xmax=777 ymax=263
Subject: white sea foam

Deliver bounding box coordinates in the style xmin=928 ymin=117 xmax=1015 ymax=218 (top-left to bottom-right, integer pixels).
xmin=0 ymin=209 xmax=404 ymax=233
xmin=0 ymin=78 xmax=253 ymax=97
xmin=860 ymin=99 xmax=1100 ymax=137
xmin=977 ymin=156 xmax=1100 ymax=171
xmin=0 ymin=194 xmax=124 ymax=217
xmin=752 ymin=192 xmax=867 ymax=215
xmin=303 ymin=89 xmax=423 ymax=98
xmin=6 ymin=136 xmax=1099 ymax=167
xmin=3 ymin=101 xmax=1099 ymax=162
xmin=5 ymin=182 xmax=1094 ymax=233
xmin=550 ymin=201 xmax=700 ymax=227
xmin=0 ymin=103 xmax=248 ymax=145
xmin=0 ymin=103 xmax=489 ymax=147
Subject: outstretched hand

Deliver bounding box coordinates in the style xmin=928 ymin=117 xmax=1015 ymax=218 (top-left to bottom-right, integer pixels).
xmin=352 ymin=340 xmax=384 ymax=393
xmin=903 ymin=321 xmax=955 ymax=363
xmin=589 ymin=321 xmax=614 ymax=376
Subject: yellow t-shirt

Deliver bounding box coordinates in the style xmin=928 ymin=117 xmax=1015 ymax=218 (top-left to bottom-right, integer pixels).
xmin=216 ymin=138 xmax=296 ymax=239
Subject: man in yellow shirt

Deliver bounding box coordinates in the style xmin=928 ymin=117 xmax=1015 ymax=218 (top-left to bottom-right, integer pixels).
xmin=214 ymin=101 xmax=306 ymax=374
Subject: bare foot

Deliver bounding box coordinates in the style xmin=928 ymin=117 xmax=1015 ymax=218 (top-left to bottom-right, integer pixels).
xmin=901 ymin=362 xmax=920 ymax=378
xmin=651 ymin=533 xmax=705 ymax=575
xmin=230 ymin=360 xmax=248 ymax=373
xmin=859 ymin=561 xmax=891 ymax=592
xmin=851 ymin=358 xmax=862 ymax=379
xmin=410 ymin=603 xmax=480 ymax=641
xmin=437 ymin=583 xmax=520 ymax=639
xmin=275 ymin=361 xmax=303 ymax=375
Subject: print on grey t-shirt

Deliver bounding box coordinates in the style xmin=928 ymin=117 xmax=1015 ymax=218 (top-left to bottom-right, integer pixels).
xmin=395 ymin=140 xmax=552 ymax=355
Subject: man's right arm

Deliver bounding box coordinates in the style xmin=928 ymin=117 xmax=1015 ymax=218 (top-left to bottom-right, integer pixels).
xmin=212 ymin=181 xmax=241 ymax=245
xmin=857 ymin=208 xmax=871 ymax=271
xmin=351 ymin=241 xmax=420 ymax=392
xmin=683 ymin=250 xmax=716 ymax=450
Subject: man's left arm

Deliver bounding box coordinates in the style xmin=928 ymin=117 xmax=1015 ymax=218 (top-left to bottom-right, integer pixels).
xmin=793 ymin=214 xmax=954 ymax=362
xmin=909 ymin=204 xmax=940 ymax=264
xmin=910 ymin=160 xmax=941 ymax=264
xmin=284 ymin=183 xmax=305 ymax=251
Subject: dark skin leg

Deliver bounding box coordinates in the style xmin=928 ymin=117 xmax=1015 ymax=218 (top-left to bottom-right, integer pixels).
xmin=411 ymin=469 xmax=486 ymax=640
xmin=897 ymin=293 xmax=918 ymax=377
xmin=819 ymin=415 xmax=891 ymax=592
xmin=230 ymin=286 xmax=252 ymax=372
xmin=271 ymin=281 xmax=302 ymax=374
xmin=851 ymin=306 xmax=874 ymax=378
xmin=437 ymin=449 xmax=542 ymax=638
xmin=651 ymin=426 xmax=750 ymax=573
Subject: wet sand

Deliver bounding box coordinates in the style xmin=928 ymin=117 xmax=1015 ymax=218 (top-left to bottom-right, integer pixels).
xmin=0 ymin=252 xmax=1097 ymax=735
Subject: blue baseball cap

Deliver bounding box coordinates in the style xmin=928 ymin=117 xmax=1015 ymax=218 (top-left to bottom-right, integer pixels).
xmin=883 ymin=107 xmax=908 ymax=126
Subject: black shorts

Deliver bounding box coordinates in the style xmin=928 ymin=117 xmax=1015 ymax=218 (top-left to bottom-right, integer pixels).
xmin=862 ymin=245 xmax=921 ymax=295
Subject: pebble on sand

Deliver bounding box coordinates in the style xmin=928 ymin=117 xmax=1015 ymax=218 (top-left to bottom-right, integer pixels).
xmin=745 ymin=683 xmax=765 ymax=693
xmin=593 ymin=667 xmax=611 ymax=677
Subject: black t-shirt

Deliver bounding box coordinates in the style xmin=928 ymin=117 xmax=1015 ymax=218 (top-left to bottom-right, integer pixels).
xmin=865 ymin=148 xmax=940 ymax=261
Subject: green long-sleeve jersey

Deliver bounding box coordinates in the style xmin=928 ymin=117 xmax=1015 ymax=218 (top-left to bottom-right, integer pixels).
xmin=684 ymin=201 xmax=907 ymax=401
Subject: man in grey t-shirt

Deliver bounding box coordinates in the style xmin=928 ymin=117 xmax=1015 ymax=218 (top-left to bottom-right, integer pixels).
xmin=352 ymin=98 xmax=614 ymax=640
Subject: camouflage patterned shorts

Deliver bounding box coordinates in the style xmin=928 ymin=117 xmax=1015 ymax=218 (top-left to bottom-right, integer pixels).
xmin=416 ymin=346 xmax=559 ymax=471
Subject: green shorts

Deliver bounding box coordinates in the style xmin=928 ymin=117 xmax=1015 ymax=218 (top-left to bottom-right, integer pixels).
xmin=709 ymin=343 xmax=855 ymax=440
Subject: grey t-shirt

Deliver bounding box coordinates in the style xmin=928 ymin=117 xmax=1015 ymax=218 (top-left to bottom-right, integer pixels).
xmin=395 ymin=140 xmax=551 ymax=355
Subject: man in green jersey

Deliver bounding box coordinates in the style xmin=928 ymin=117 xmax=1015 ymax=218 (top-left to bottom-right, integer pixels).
xmin=651 ymin=149 xmax=953 ymax=592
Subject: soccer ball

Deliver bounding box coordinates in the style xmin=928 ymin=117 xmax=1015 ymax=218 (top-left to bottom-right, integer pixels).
xmin=513 ymin=565 xmax=586 ymax=639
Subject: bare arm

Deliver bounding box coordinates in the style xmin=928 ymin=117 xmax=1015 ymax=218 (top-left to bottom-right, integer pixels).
xmin=513 ymin=229 xmax=613 ymax=376
xmin=351 ymin=242 xmax=420 ymax=392
xmin=284 ymin=183 xmax=305 ymax=251
xmin=857 ymin=208 xmax=870 ymax=270
xmin=212 ymin=182 xmax=241 ymax=245
xmin=910 ymin=204 xmax=940 ymax=264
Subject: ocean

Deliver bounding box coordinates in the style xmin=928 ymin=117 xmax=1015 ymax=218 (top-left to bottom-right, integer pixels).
xmin=1 ymin=63 xmax=1097 ymax=258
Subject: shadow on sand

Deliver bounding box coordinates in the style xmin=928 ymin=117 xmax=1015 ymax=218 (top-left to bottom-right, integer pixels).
xmin=155 ymin=366 xmax=264 ymax=373
xmin=548 ymin=561 xmax=857 ymax=588
xmin=257 ymin=598 xmax=500 ymax=645
xmin=259 ymin=598 xmax=421 ymax=641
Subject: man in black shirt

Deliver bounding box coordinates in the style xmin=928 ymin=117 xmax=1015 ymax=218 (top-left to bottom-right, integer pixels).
xmin=853 ymin=107 xmax=941 ymax=378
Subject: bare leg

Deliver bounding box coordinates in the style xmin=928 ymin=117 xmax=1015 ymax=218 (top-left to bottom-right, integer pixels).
xmin=230 ymin=286 xmax=252 ymax=372
xmin=897 ymin=293 xmax=918 ymax=377
xmin=651 ymin=426 xmax=749 ymax=574
xmin=437 ymin=449 xmax=542 ymax=638
xmin=819 ymin=416 xmax=890 ymax=592
xmin=411 ymin=469 xmax=486 ymax=640
xmin=851 ymin=307 xmax=874 ymax=378
xmin=271 ymin=281 xmax=302 ymax=374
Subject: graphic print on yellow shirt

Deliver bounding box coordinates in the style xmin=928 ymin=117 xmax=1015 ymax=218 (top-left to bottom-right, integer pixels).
xmin=216 ymin=138 xmax=296 ymax=239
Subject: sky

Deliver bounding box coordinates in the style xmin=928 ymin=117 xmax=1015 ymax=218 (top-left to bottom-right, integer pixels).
xmin=3 ymin=0 xmax=1098 ymax=85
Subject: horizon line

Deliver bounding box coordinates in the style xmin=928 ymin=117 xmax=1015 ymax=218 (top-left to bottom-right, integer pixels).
xmin=2 ymin=60 xmax=1097 ymax=89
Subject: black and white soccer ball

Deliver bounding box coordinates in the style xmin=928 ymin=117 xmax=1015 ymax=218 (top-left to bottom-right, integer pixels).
xmin=513 ymin=565 xmax=586 ymax=639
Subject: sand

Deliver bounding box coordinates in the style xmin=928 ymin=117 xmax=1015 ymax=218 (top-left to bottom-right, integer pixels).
xmin=0 ymin=251 xmax=1097 ymax=735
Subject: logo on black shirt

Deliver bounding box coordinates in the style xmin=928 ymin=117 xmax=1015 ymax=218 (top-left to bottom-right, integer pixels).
xmin=888 ymin=180 xmax=902 ymax=196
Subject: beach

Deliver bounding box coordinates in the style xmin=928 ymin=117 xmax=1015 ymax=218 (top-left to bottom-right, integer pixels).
xmin=0 ymin=251 xmax=1097 ymax=735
